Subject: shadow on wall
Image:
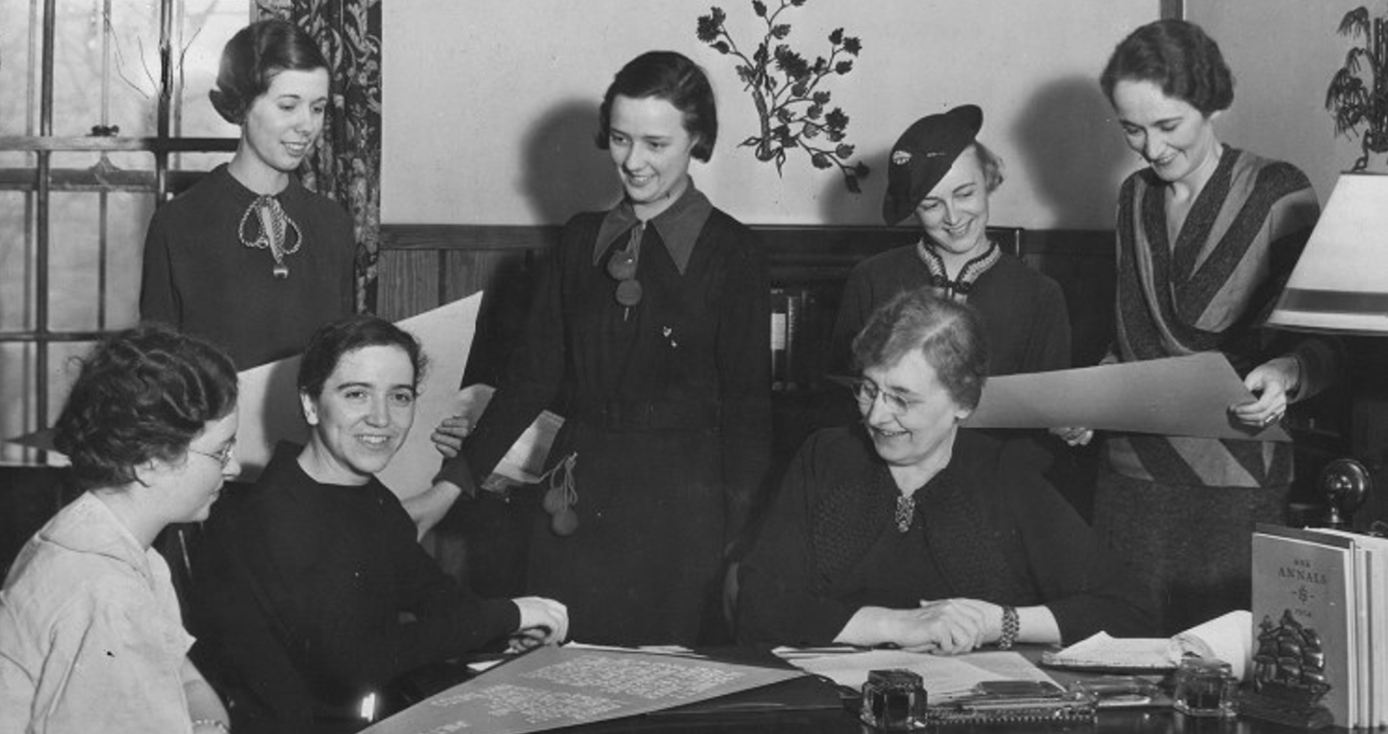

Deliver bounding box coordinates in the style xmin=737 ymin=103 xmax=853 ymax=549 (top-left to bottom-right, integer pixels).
xmin=816 ymin=140 xmax=891 ymax=225
xmin=520 ymin=98 xmax=622 ymax=225
xmin=1010 ymin=75 xmax=1135 ymax=228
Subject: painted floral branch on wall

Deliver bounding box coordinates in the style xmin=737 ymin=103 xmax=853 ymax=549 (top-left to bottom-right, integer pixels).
xmin=697 ymin=0 xmax=869 ymax=193
xmin=1326 ymin=5 xmax=1388 ymax=171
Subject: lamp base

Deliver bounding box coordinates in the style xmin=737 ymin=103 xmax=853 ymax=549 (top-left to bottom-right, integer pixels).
xmin=1319 ymin=458 xmax=1370 ymax=530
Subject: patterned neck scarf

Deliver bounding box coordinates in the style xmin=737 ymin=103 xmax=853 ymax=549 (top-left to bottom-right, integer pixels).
xmin=238 ymin=195 xmax=303 ymax=279
xmin=914 ymin=237 xmax=1000 ymax=301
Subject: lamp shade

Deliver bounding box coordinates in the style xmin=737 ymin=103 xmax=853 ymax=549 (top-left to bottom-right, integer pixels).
xmin=1266 ymin=172 xmax=1388 ymax=334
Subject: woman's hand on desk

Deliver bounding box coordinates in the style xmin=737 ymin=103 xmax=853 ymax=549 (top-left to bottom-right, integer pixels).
xmin=431 ymin=415 xmax=471 ymax=458
xmin=899 ymin=599 xmax=1001 ymax=655
xmin=512 ymin=596 xmax=569 ymax=649
xmin=838 ymin=599 xmax=1002 ymax=655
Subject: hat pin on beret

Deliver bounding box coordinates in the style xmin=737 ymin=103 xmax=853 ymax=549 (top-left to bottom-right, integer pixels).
xmin=882 ymin=104 xmax=983 ymax=226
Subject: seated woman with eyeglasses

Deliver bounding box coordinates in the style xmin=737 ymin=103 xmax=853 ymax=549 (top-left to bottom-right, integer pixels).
xmin=0 ymin=324 xmax=238 ymax=734
xmin=736 ymin=289 xmax=1154 ymax=652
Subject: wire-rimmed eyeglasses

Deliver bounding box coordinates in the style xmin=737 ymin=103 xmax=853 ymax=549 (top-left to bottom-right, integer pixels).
xmin=851 ymin=379 xmax=924 ymax=415
xmin=188 ymin=441 xmax=236 ymax=468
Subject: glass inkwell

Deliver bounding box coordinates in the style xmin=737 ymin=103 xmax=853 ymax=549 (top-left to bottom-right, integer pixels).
xmin=860 ymin=669 xmax=928 ymax=731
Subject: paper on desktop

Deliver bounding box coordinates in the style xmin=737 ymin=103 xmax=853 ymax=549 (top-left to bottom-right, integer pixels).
xmin=1044 ymin=610 xmax=1252 ymax=680
xmin=780 ymin=648 xmax=1057 ymax=703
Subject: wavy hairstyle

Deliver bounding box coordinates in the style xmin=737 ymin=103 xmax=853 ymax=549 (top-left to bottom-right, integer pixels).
xmin=851 ymin=288 xmax=989 ymax=411
xmin=297 ymin=314 xmax=427 ymax=400
xmin=970 ymin=142 xmax=1006 ymax=193
xmin=209 ymin=18 xmax=330 ymax=125
xmin=1100 ymin=19 xmax=1234 ymax=115
xmin=596 ymin=50 xmax=718 ymax=162
xmin=52 ymin=324 xmax=238 ymax=490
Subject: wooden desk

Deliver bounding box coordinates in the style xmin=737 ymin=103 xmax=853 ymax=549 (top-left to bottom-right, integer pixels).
xmin=378 ymin=647 xmax=1313 ymax=734
xmin=551 ymin=700 xmax=1311 ymax=734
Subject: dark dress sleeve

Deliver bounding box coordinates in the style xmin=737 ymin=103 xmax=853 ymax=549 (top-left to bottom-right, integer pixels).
xmin=715 ymin=222 xmax=772 ymax=541
xmin=444 ymin=218 xmax=577 ymax=487
xmin=139 ymin=210 xmax=180 ymax=326
xmin=829 ymin=262 xmax=876 ymax=376
xmin=252 ymin=482 xmax=518 ymax=691
xmin=1025 ymin=275 xmax=1072 ymax=373
xmin=331 ymin=205 xmax=357 ymax=316
xmin=736 ymin=432 xmax=858 ymax=645
xmin=994 ymin=451 xmax=1157 ymax=641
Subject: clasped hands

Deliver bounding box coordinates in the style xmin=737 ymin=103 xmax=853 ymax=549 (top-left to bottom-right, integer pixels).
xmin=846 ymin=598 xmax=1006 ymax=655
xmin=1050 ymin=355 xmax=1300 ymax=447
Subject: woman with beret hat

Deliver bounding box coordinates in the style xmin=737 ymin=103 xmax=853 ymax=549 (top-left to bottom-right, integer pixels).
xmin=829 ymin=105 xmax=1071 ymax=383
xmin=1054 ymin=20 xmax=1340 ymax=634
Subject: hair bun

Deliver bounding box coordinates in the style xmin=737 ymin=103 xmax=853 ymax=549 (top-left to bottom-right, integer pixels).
xmin=208 ymin=88 xmax=242 ymax=125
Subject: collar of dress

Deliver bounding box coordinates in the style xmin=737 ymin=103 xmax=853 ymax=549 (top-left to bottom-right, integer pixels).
xmin=593 ymin=181 xmax=713 ymax=276
xmin=914 ymin=237 xmax=1001 ymax=302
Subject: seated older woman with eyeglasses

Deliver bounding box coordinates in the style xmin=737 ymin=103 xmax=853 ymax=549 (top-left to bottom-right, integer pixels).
xmin=736 ymin=289 xmax=1154 ymax=653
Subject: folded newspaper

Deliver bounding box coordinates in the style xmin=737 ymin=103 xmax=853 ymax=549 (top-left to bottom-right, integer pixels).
xmin=454 ymin=384 xmax=563 ymax=487
xmin=1042 ymin=610 xmax=1252 ymax=680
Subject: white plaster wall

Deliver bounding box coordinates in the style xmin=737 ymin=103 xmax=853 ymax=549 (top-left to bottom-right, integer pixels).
xmin=1188 ymin=0 xmax=1386 ymax=205
xmin=382 ymin=0 xmax=1160 ymax=228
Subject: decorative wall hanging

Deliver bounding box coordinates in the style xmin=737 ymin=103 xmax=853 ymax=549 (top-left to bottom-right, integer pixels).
xmin=696 ymin=0 xmax=869 ymax=193
xmin=1326 ymin=6 xmax=1388 ymax=171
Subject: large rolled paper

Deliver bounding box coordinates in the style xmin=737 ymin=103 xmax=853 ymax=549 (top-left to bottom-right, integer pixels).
xmin=233 ymin=294 xmax=481 ymax=500
xmin=964 ymin=353 xmax=1291 ymax=442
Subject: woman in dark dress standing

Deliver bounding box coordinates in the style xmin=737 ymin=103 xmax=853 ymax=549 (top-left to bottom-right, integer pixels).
xmin=434 ymin=51 xmax=771 ymax=646
xmin=141 ymin=19 xmax=355 ymax=370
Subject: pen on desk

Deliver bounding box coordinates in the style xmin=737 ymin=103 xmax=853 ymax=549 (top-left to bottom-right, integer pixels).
xmin=774 ymin=645 xmax=865 ymax=659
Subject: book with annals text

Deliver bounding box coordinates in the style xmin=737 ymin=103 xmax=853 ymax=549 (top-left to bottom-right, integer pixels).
xmin=1250 ymin=525 xmax=1357 ymax=728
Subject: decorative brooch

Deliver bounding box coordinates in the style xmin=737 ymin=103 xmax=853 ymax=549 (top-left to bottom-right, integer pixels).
xmin=895 ymin=494 xmax=915 ymax=533
xmin=239 ymin=195 xmax=303 ymax=279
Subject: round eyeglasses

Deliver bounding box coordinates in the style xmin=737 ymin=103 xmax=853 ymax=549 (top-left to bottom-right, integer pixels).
xmin=851 ymin=379 xmax=924 ymax=415
xmin=188 ymin=441 xmax=236 ymax=468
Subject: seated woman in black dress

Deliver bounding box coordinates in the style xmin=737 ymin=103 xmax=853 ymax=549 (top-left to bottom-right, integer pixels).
xmin=191 ymin=315 xmax=568 ymax=734
xmin=737 ymin=289 xmax=1154 ymax=652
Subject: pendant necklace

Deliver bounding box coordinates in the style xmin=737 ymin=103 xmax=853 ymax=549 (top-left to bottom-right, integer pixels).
xmin=607 ymin=222 xmax=645 ymax=321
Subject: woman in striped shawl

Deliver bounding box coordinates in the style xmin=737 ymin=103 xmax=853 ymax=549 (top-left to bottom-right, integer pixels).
xmin=1056 ymin=20 xmax=1340 ymax=635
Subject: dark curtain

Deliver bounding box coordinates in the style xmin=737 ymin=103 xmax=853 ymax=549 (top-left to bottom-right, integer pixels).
xmin=257 ymin=0 xmax=382 ymax=313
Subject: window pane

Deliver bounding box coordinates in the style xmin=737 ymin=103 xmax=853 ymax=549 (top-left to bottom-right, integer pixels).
xmin=0 ymin=0 xmax=250 ymax=466
xmin=0 ymin=342 xmax=37 ymax=464
xmin=0 ymin=0 xmax=36 ymax=142
xmin=0 ymin=191 xmax=34 ymax=332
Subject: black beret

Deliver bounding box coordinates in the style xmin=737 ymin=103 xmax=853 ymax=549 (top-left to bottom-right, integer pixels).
xmin=882 ymin=105 xmax=983 ymax=225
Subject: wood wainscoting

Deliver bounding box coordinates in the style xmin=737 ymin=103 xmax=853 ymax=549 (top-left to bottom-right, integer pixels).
xmin=377 ymin=224 xmax=1117 ymax=370
xmin=378 ymin=223 xmax=1117 ymax=581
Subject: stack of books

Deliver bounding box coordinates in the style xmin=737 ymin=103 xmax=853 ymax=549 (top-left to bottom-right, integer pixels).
xmin=1249 ymin=524 xmax=1388 ymax=728
xmin=770 ymin=287 xmax=822 ymax=392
